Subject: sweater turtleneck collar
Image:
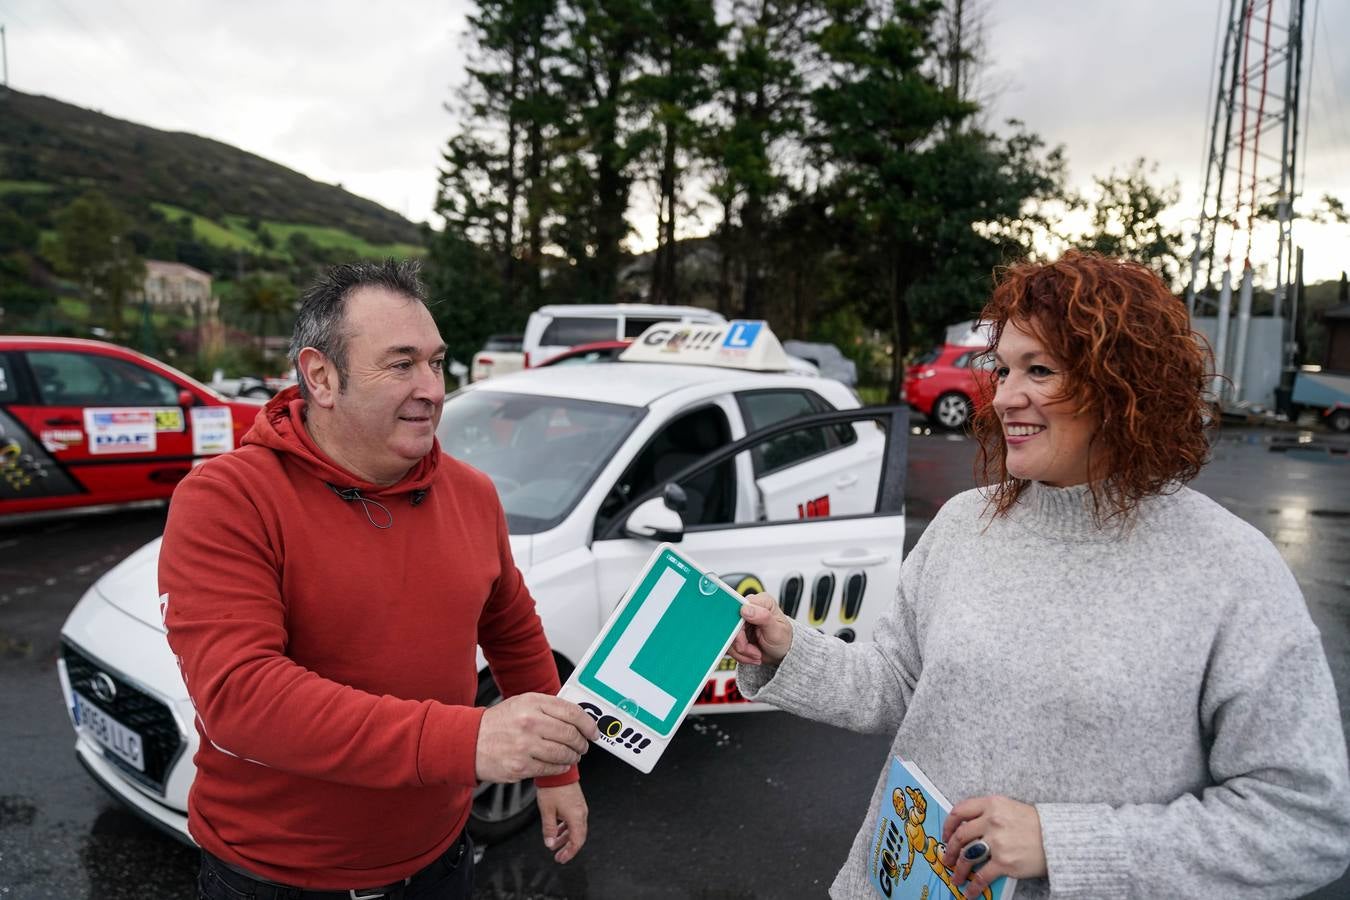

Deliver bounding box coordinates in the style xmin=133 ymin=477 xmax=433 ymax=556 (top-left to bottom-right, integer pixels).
xmin=1009 ymin=480 xmax=1129 ymax=543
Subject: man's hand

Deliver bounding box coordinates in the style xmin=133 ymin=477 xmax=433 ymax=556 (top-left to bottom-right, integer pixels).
xmin=729 ymin=593 xmax=794 ymax=667
xmin=537 ymin=782 xmax=588 ymax=864
xmin=475 ymin=693 xmax=599 ymax=783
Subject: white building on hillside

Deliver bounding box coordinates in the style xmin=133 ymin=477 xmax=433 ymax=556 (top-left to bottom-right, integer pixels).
xmin=142 ymin=260 xmax=216 ymax=316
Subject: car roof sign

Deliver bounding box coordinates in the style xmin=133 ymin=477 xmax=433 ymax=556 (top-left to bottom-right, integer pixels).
xmin=619 ymin=320 xmax=791 ymax=372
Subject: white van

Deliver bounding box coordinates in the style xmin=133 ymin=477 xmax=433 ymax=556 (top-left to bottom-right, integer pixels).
xmin=522 ymin=303 xmax=725 ymax=367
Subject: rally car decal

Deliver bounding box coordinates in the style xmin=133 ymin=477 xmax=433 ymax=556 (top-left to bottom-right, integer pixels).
xmin=40 ymin=428 xmax=84 ymax=451
xmin=84 ymin=409 xmax=157 ymax=455
xmin=0 ymin=410 xmax=81 ymax=499
xmin=154 ymin=409 xmax=185 ymax=433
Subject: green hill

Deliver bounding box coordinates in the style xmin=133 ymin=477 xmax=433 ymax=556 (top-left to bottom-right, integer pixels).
xmin=0 ymin=88 xmax=424 ymax=251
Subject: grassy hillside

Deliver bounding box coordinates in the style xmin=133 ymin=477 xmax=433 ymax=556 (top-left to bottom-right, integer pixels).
xmin=0 ymin=89 xmax=433 ymax=375
xmin=147 ymin=204 xmax=423 ymax=261
xmin=0 ymin=88 xmax=423 ymax=247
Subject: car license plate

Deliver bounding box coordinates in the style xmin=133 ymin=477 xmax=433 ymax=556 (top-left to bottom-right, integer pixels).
xmin=73 ymin=692 xmax=144 ymax=772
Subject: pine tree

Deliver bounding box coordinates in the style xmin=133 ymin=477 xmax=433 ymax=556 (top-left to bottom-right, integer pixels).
xmin=631 ymin=0 xmax=724 ymax=304
xmin=432 ymin=0 xmax=565 ymax=354
xmin=51 ymin=191 xmax=144 ymax=340
xmin=706 ymin=0 xmax=824 ymax=316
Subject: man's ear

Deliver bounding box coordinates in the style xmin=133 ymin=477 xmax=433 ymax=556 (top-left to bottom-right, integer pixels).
xmin=298 ymin=347 xmax=338 ymax=409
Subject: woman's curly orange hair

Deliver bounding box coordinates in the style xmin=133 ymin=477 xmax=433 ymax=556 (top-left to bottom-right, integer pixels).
xmin=970 ymin=251 xmax=1215 ymax=521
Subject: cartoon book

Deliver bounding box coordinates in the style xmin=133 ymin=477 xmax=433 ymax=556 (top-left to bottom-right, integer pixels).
xmin=868 ymin=756 xmax=1017 ymax=900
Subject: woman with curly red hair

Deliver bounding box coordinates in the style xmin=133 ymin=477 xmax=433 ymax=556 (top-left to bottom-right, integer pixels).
xmin=731 ymin=252 xmax=1350 ymax=899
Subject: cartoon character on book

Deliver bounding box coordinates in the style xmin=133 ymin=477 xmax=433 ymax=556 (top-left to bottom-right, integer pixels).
xmin=894 ymin=785 xmax=991 ymax=900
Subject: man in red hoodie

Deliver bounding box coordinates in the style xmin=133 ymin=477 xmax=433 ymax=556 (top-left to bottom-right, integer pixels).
xmin=160 ymin=260 xmax=598 ymax=899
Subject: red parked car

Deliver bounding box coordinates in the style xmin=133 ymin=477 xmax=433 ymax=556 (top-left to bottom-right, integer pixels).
xmin=903 ymin=343 xmax=993 ymax=430
xmin=0 ymin=336 xmax=263 ymax=516
xmin=536 ymin=340 xmax=632 ymax=367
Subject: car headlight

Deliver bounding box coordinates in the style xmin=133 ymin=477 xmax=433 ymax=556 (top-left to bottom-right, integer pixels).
xmin=913 ymin=369 xmax=937 ymax=380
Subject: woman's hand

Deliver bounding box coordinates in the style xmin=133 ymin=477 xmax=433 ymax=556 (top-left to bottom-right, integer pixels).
xmin=940 ymin=795 xmax=1047 ymax=899
xmin=729 ymin=592 xmax=794 ymax=667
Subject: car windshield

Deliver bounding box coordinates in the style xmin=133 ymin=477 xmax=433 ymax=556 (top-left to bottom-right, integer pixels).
xmin=437 ymin=391 xmax=644 ymax=534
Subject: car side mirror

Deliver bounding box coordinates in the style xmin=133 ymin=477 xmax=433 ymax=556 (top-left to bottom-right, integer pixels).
xmin=662 ymin=482 xmax=687 ymax=512
xmin=624 ymin=495 xmax=685 ymax=542
xmin=177 ymin=390 xmax=196 ymax=408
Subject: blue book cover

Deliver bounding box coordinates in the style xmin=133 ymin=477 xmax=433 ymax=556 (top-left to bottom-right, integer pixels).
xmin=867 ymin=756 xmax=1017 ymax=900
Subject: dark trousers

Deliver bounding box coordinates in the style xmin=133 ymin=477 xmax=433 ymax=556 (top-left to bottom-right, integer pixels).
xmin=197 ymin=831 xmax=473 ymax=900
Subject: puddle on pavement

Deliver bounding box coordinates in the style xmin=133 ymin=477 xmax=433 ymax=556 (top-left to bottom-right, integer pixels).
xmin=1258 ymin=433 xmax=1350 ymax=459
xmin=1264 ymin=508 xmax=1350 ymax=520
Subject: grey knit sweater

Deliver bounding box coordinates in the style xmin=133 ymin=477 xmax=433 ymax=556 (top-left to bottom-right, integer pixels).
xmin=738 ymin=482 xmax=1350 ymax=899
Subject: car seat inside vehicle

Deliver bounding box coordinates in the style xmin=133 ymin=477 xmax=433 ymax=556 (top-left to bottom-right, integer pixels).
xmin=599 ymin=405 xmax=735 ymax=534
xmin=31 ymin=364 xmax=67 ymax=403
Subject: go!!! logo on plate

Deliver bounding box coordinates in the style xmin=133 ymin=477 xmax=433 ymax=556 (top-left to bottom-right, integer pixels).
xmin=578 ymin=701 xmax=652 ymax=755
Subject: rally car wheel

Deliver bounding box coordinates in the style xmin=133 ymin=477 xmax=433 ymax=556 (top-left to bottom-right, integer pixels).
xmin=933 ymin=392 xmax=972 ymax=430
xmin=1329 ymin=409 xmax=1350 ymax=433
xmin=469 ymin=659 xmax=574 ymax=843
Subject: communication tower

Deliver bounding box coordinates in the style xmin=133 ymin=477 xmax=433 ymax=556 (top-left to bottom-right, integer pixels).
xmin=1185 ymin=0 xmax=1306 ymax=405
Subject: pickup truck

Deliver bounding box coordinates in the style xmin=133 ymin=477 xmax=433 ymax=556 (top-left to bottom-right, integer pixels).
xmin=470 ymin=334 xmax=525 ymax=382
xmin=1291 ymin=367 xmax=1350 ymax=432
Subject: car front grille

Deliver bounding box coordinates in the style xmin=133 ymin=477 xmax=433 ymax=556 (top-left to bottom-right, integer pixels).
xmin=61 ymin=641 xmax=185 ymax=795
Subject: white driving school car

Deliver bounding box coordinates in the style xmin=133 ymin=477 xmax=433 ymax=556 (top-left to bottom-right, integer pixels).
xmin=57 ymin=321 xmax=909 ymax=844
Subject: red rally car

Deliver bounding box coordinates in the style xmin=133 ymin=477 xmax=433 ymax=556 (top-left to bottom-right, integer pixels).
xmin=0 ymin=337 xmax=263 ymax=516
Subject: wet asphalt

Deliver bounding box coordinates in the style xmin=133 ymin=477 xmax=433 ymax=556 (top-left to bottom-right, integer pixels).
xmin=1 ymin=426 xmax=1347 ymax=899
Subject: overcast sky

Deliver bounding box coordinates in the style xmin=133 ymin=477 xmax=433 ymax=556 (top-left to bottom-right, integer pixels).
xmin=1 ymin=0 xmax=1347 ymax=283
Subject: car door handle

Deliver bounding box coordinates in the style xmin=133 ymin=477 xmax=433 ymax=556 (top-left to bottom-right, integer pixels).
xmin=45 ymin=417 xmax=81 ymax=426
xmin=822 ymin=552 xmax=888 ymax=568
xmin=834 ymin=474 xmax=859 ymax=488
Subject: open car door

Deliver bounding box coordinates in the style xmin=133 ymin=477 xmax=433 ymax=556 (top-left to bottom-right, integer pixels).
xmin=592 ymin=405 xmax=908 ymax=712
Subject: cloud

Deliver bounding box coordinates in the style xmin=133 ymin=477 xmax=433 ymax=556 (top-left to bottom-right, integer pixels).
xmin=3 ymin=0 xmax=1346 ymax=275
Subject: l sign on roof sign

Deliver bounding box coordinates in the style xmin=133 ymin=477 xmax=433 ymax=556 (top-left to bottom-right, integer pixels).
xmin=558 ymin=544 xmax=745 ymax=773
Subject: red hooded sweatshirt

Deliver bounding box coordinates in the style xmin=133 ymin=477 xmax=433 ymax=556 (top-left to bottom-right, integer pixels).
xmin=160 ymin=388 xmax=573 ymax=887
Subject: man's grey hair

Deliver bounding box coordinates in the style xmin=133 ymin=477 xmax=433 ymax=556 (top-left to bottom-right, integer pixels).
xmin=290 ymin=259 xmax=430 ymax=400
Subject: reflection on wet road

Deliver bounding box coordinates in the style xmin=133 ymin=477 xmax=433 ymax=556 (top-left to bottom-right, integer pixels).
xmin=2 ymin=428 xmax=1347 ymax=899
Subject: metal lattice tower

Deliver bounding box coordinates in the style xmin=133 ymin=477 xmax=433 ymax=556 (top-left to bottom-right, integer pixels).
xmin=1186 ymin=0 xmax=1306 ymax=319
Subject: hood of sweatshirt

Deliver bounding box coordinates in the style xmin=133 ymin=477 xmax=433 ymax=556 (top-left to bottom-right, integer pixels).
xmin=99 ymin=387 xmax=450 ymax=632
xmin=243 ymin=385 xmax=442 ymax=498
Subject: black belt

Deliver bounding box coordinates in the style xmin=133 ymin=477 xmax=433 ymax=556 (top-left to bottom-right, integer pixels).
xmin=201 ymin=831 xmax=470 ymax=900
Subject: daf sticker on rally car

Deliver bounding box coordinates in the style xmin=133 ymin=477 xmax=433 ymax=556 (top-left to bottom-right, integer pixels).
xmin=191 ymin=406 xmax=233 ymax=456
xmin=559 ymin=543 xmax=745 ymax=773
xmin=84 ymin=409 xmax=157 ymax=454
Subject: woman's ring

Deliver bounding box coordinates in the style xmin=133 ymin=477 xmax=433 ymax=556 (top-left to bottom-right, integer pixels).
xmin=962 ymin=839 xmax=991 ymax=868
